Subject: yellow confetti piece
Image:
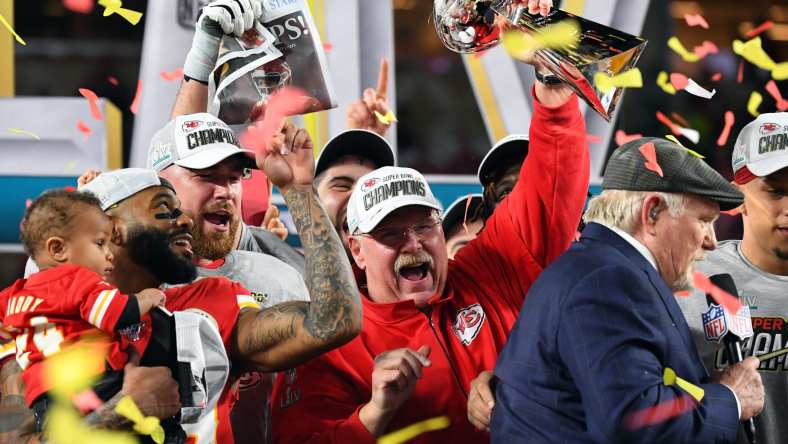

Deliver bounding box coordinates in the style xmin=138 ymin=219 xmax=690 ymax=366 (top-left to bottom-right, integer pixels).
xmin=656 ymin=71 xmax=677 ymax=95
xmin=97 ymin=0 xmax=143 ymax=25
xmin=502 ymin=20 xmax=580 ymax=59
xmin=0 ymin=12 xmax=26 ymax=45
xmin=664 ymin=135 xmax=705 ymax=159
xmin=46 ymin=404 xmax=137 ymax=444
xmin=43 ymin=344 xmax=106 ymax=399
xmin=594 ymin=68 xmax=643 ymax=93
xmin=115 ymin=396 xmax=165 ymax=444
xmin=663 ymin=367 xmax=705 ymax=402
xmin=747 ymin=91 xmax=763 ymax=117
xmin=377 ymin=416 xmax=450 ymax=444
xmin=773 ymin=62 xmax=788 ymax=81
xmin=732 ymin=37 xmax=775 ymax=71
xmin=7 ymin=127 xmax=41 ymax=139
xmin=374 ymin=110 xmax=398 ymax=125
xmin=667 ymin=37 xmax=700 ymax=62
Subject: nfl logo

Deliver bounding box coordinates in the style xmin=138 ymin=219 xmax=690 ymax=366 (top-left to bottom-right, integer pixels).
xmin=702 ymin=305 xmax=727 ymax=342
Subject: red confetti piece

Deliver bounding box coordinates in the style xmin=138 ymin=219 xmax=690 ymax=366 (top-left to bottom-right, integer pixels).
xmin=674 ymin=290 xmax=691 ymax=297
xmin=615 ymin=130 xmax=643 ymax=146
xmin=624 ymin=394 xmax=698 ymax=430
xmin=63 ymin=0 xmax=95 ymax=14
xmin=656 ymin=111 xmax=682 ymax=136
xmin=746 ymin=20 xmax=773 ymax=39
xmin=72 ymin=389 xmax=103 ymax=415
xmin=717 ymin=111 xmax=735 ymax=147
xmin=574 ymin=230 xmax=581 ymax=242
xmin=721 ymin=206 xmax=743 ymax=216
xmin=160 ymin=67 xmax=184 ymax=82
xmin=765 ymin=80 xmax=788 ymax=111
xmin=692 ymin=41 xmax=718 ymax=59
xmin=130 ymin=80 xmax=142 ymax=114
xmin=462 ymin=194 xmax=473 ymax=235
xmin=77 ymin=119 xmax=92 ymax=139
xmin=639 ymin=142 xmax=664 ymax=178
xmin=670 ymin=112 xmax=689 ymax=128
xmin=240 ymin=87 xmax=310 ymax=155
xmin=25 ymin=198 xmax=32 ymax=208
xmin=107 ymin=76 xmax=119 ymax=86
xmin=683 ymin=13 xmax=709 ymax=29
xmin=322 ymin=42 xmax=333 ymax=52
xmin=693 ymin=271 xmax=743 ymax=314
xmin=737 ymin=61 xmax=744 ymax=84
xmin=711 ymin=72 xmax=722 ymax=82
xmin=78 ymin=88 xmax=103 ymax=121
xmin=63 ymin=186 xmax=77 ymax=192
xmin=669 ymin=73 xmax=689 ymax=91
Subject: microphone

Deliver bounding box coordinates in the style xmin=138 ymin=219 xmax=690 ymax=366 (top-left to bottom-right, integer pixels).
xmin=701 ymin=273 xmax=756 ymax=444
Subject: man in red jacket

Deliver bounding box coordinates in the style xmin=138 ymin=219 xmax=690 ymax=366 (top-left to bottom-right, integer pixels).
xmin=271 ymin=43 xmax=589 ymax=444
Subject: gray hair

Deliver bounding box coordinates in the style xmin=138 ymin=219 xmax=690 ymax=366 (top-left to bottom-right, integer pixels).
xmin=583 ymin=190 xmax=689 ymax=234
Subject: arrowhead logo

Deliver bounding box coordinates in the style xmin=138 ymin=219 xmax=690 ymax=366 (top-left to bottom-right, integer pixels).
xmin=453 ymin=304 xmax=486 ymax=346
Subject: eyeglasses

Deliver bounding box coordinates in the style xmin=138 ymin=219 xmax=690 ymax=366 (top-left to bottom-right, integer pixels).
xmin=359 ymin=219 xmax=442 ymax=247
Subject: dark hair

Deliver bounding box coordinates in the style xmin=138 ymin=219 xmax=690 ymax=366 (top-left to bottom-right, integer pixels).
xmin=20 ymin=189 xmax=104 ymax=258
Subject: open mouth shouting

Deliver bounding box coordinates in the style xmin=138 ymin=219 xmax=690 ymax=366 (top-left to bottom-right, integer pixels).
xmin=171 ymin=231 xmax=194 ymax=258
xmin=394 ymin=252 xmax=435 ymax=288
xmin=203 ymin=209 xmax=232 ymax=232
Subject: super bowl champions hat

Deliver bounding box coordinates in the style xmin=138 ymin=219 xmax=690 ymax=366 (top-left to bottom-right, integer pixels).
xmin=731 ymin=112 xmax=788 ymax=184
xmin=147 ymin=113 xmax=256 ymax=172
xmin=603 ymin=137 xmax=744 ymax=211
xmin=315 ymin=129 xmax=396 ymax=178
xmin=477 ymin=134 xmax=529 ymax=187
xmin=347 ymin=166 xmax=443 ymax=234
xmin=442 ymin=193 xmax=483 ymax=234
xmin=81 ymin=168 xmax=172 ymax=211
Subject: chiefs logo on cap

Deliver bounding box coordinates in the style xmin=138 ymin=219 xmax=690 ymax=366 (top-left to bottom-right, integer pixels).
xmin=182 ymin=120 xmax=202 ymax=131
xmin=361 ymin=178 xmax=378 ymax=192
xmin=759 ymin=122 xmax=781 ymax=135
xmin=453 ymin=304 xmax=486 ymax=346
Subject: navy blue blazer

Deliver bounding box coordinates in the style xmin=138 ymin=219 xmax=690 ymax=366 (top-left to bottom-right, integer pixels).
xmin=491 ymin=223 xmax=739 ymax=443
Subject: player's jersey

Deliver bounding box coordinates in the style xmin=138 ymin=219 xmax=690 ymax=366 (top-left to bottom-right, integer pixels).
xmin=165 ymin=276 xmax=257 ymax=444
xmin=0 ymin=264 xmax=142 ymax=406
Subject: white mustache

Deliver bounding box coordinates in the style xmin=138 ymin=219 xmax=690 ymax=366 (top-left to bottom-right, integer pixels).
xmin=394 ymin=251 xmax=434 ymax=275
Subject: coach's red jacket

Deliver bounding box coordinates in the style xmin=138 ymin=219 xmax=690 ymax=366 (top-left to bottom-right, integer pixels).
xmin=271 ymin=91 xmax=590 ymax=443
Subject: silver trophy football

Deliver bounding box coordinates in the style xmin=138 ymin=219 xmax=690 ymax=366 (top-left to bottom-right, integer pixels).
xmin=433 ymin=0 xmax=647 ymax=121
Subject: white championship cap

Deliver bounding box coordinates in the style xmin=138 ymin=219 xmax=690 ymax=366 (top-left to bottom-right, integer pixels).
xmin=346 ymin=166 xmax=442 ymax=234
xmin=81 ymin=168 xmax=166 ymax=211
xmin=731 ymin=112 xmax=788 ymax=184
xmin=147 ymin=113 xmax=256 ymax=172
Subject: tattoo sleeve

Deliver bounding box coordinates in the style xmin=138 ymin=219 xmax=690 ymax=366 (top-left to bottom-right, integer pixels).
xmin=0 ymin=360 xmax=39 ymax=444
xmin=236 ymin=185 xmax=362 ymax=370
xmin=82 ymin=394 xmax=131 ymax=430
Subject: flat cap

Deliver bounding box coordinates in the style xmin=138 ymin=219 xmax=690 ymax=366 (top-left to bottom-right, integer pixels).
xmin=603 ymin=137 xmax=744 ymax=210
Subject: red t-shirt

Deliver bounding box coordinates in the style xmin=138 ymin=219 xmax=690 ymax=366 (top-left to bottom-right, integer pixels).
xmin=271 ymin=91 xmax=590 ymax=443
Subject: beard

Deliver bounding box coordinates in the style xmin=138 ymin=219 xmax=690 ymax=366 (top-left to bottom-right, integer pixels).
xmin=126 ymin=225 xmax=197 ymax=285
xmin=191 ymin=211 xmax=239 ymax=260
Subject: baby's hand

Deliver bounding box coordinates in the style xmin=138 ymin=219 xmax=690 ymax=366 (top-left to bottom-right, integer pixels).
xmin=136 ymin=288 xmax=166 ymax=316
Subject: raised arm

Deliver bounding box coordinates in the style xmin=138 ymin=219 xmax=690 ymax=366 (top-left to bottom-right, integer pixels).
xmin=233 ymin=122 xmax=362 ymax=372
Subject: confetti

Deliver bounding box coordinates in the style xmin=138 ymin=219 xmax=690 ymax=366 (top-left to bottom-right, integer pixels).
xmin=63 ymin=0 xmax=95 ymax=14
xmin=79 ymin=88 xmax=104 ymax=120
xmin=77 ymin=120 xmax=92 ymax=139
xmin=711 ymin=72 xmax=722 ymax=82
xmin=765 ymin=80 xmax=788 ymax=111
xmin=667 ymin=37 xmax=700 ymax=62
xmin=717 ymin=111 xmax=735 ymax=147
xmin=670 ymin=112 xmax=689 ymax=128
xmin=615 ymin=130 xmax=643 ymax=146
xmin=322 ymin=42 xmax=333 ymax=52
xmin=732 ymin=37 xmax=775 ymax=71
xmin=737 ymin=61 xmax=744 ymax=83
xmin=72 ymin=389 xmax=103 ymax=415
xmin=774 ymin=63 xmax=788 ymax=81
xmin=693 ymin=41 xmax=718 ymax=59
xmin=656 ymin=71 xmax=677 ymax=95
xmin=657 ymin=112 xmax=701 ymax=145
xmin=240 ymin=87 xmax=311 ymax=155
xmin=747 ymin=91 xmax=762 ymax=117
xmin=160 ymin=67 xmax=184 ymax=82
xmin=674 ymin=290 xmax=691 ymax=297
xmin=746 ymin=20 xmax=774 ymax=39
xmin=46 ymin=404 xmax=137 ymax=444
xmin=0 ymin=11 xmax=26 ymax=45
xmin=721 ymin=206 xmax=743 ymax=216
xmin=663 ymin=367 xmax=705 ymax=402
xmin=683 ymin=78 xmax=716 ymax=99
xmin=639 ymin=142 xmax=663 ymax=178
xmin=97 ymin=0 xmax=143 ymax=25
xmin=664 ymin=135 xmax=704 ymax=158
xmin=130 ymin=80 xmax=143 ymax=114
xmin=115 ymin=396 xmax=165 ymax=444
xmin=43 ymin=343 xmax=106 ymax=399
xmin=501 ymin=20 xmax=580 ymax=59
xmin=669 ymin=73 xmax=689 ymax=90
xmin=25 ymin=198 xmax=32 ymax=208
xmin=683 ymin=13 xmax=709 ymax=29
xmin=7 ymin=128 xmax=41 ymax=139
xmin=374 ymin=110 xmax=398 ymax=125
xmin=107 ymin=76 xmax=119 ymax=86
xmin=693 ymin=270 xmax=744 ymax=314
xmin=593 ymin=68 xmax=643 ymax=93
xmin=624 ymin=395 xmax=697 ymax=430
xmin=462 ymin=194 xmax=473 ymax=235
xmin=378 ymin=416 xmax=450 ymax=444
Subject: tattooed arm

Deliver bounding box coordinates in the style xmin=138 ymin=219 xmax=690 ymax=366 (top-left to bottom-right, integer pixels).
xmin=0 ymin=359 xmax=40 ymax=444
xmin=234 ymin=122 xmax=363 ymax=372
